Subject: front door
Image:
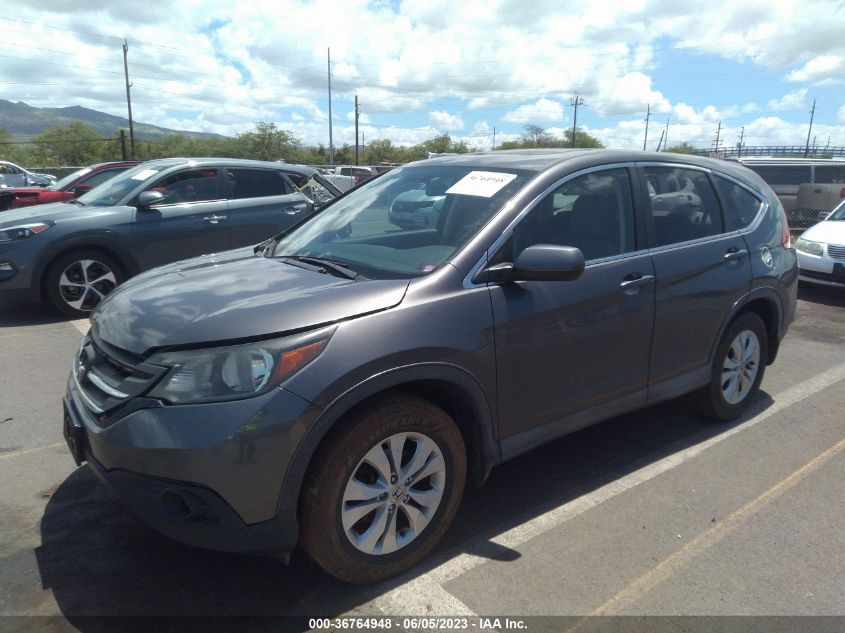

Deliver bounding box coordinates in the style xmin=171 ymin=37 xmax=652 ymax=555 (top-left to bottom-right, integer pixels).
xmin=490 ymin=166 xmax=655 ymax=441
xmin=132 ymin=168 xmax=230 ymax=270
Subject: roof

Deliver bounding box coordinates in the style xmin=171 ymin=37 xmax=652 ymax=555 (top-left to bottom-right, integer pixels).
xmin=419 ymin=149 xmax=753 ymax=176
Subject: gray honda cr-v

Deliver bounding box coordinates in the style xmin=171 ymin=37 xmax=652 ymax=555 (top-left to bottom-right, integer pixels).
xmin=63 ymin=150 xmax=797 ymax=583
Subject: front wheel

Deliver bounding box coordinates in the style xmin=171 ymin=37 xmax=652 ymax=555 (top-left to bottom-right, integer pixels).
xmin=692 ymin=312 xmax=768 ymax=421
xmin=300 ymin=393 xmax=466 ymax=584
xmin=44 ymin=250 xmax=124 ymax=318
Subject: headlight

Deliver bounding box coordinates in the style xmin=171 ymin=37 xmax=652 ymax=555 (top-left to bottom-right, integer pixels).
xmin=147 ymin=327 xmax=333 ymax=404
xmin=0 ymin=222 xmax=53 ymax=244
xmin=795 ymin=238 xmax=824 ymax=256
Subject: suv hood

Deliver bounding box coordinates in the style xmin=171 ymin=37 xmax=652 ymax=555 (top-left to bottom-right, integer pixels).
xmin=92 ymin=249 xmax=410 ymax=355
xmin=0 ymin=201 xmax=80 ymax=225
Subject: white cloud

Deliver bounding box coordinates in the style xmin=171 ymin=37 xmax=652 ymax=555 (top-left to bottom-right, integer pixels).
xmin=768 ymin=89 xmax=808 ymax=112
xmin=786 ymin=55 xmax=845 ymax=83
xmin=503 ymin=98 xmax=565 ymax=123
xmin=1 ymin=0 xmax=844 ymax=149
xmin=471 ymin=120 xmax=490 ymax=134
xmin=428 ymin=110 xmax=464 ymax=131
xmin=839 ymin=105 xmax=845 ymax=123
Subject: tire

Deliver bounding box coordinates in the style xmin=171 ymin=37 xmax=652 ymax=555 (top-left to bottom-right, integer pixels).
xmin=44 ymin=250 xmax=124 ymax=318
xmin=300 ymin=393 xmax=466 ymax=584
xmin=691 ymin=312 xmax=768 ymax=421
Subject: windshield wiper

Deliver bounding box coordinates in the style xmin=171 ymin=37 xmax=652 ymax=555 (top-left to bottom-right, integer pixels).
xmin=66 ymin=198 xmax=85 ymax=205
xmin=276 ymin=255 xmax=362 ymax=280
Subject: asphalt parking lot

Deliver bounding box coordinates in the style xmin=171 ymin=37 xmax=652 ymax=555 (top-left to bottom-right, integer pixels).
xmin=0 ymin=284 xmax=844 ymax=632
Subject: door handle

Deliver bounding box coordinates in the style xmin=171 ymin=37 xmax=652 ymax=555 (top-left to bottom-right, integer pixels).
xmin=723 ymin=247 xmax=748 ymax=261
xmin=203 ymin=214 xmax=227 ymax=224
xmin=620 ymin=273 xmax=655 ymax=294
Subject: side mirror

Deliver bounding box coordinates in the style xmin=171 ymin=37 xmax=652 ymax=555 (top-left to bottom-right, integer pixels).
xmin=474 ymin=244 xmax=585 ymax=283
xmin=136 ymin=190 xmax=165 ymax=208
xmin=74 ymin=184 xmax=92 ymax=198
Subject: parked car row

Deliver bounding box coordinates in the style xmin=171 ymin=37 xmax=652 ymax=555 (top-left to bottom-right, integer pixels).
xmin=321 ymin=165 xmax=375 ymax=191
xmin=0 ymin=161 xmax=141 ymax=211
xmin=0 ymin=158 xmax=340 ymax=316
xmin=0 ymin=160 xmax=56 ymax=189
xmin=58 ymin=150 xmax=798 ymax=585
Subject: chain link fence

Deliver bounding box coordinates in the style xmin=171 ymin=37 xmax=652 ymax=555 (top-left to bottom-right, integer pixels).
xmin=729 ymin=160 xmax=845 ymax=231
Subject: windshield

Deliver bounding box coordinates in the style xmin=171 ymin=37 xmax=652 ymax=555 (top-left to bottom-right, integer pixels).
xmin=273 ymin=164 xmax=532 ymax=279
xmin=77 ymin=164 xmax=166 ymax=207
xmin=51 ymin=167 xmax=93 ymax=191
xmin=829 ymin=199 xmax=845 ymax=221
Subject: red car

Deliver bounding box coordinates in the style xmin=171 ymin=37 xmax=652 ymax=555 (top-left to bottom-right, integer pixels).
xmin=0 ymin=161 xmax=141 ymax=211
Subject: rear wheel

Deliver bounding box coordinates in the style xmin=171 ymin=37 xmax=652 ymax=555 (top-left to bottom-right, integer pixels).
xmin=300 ymin=393 xmax=466 ymax=583
xmin=45 ymin=250 xmax=124 ymax=318
xmin=692 ymin=312 xmax=768 ymax=421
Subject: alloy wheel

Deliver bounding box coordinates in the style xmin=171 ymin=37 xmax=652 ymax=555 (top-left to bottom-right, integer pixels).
xmin=58 ymin=259 xmax=118 ymax=312
xmin=341 ymin=432 xmax=446 ymax=556
xmin=721 ymin=329 xmax=760 ymax=405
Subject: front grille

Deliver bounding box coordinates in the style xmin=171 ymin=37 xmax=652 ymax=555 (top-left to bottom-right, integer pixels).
xmin=73 ymin=335 xmax=165 ymax=418
xmin=827 ymin=244 xmax=845 ymax=260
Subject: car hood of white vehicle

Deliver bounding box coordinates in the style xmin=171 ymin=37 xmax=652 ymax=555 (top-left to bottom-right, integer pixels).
xmin=802 ymin=220 xmax=845 ymax=246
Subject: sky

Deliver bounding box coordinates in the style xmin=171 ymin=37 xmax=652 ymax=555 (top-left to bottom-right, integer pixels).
xmin=1 ymin=0 xmax=844 ymax=152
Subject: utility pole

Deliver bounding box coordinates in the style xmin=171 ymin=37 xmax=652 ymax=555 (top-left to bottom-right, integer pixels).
xmin=354 ymin=93 xmax=359 ymax=166
xmin=122 ymin=39 xmax=135 ymax=159
xmin=662 ymin=115 xmax=670 ymax=151
xmin=804 ymin=98 xmax=816 ymax=158
xmin=119 ymin=129 xmax=127 ymax=160
xmin=492 ymin=125 xmax=496 ymax=150
xmin=642 ymin=104 xmax=652 ymax=151
xmin=327 ymin=47 xmax=334 ymax=165
xmin=570 ymin=94 xmax=584 ymax=148
xmin=713 ymin=120 xmax=722 ymax=153
xmin=738 ymin=126 xmax=745 ymax=158
xmin=655 ymin=128 xmax=665 ymax=152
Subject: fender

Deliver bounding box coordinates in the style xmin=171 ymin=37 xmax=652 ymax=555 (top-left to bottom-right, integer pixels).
xmin=708 ymin=286 xmax=784 ymax=367
xmin=32 ymin=233 xmax=142 ymax=299
xmin=277 ymin=362 xmax=501 ymax=514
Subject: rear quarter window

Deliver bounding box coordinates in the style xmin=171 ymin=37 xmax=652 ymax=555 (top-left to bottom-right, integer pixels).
xmin=714 ymin=176 xmax=763 ymax=231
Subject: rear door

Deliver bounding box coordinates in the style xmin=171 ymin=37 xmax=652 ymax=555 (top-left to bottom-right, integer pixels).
xmin=640 ymin=163 xmax=753 ymax=397
xmin=490 ymin=166 xmax=656 ymax=440
xmin=225 ymin=168 xmax=311 ymax=246
xmin=132 ymin=167 xmax=230 ymax=270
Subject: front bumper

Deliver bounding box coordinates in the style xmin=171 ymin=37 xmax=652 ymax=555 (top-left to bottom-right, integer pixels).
xmin=64 ymin=371 xmax=320 ymax=555
xmin=797 ymin=249 xmax=845 ymax=288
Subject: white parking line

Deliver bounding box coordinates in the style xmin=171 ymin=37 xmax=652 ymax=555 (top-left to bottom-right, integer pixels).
xmin=70 ymin=319 xmax=89 ymax=335
xmin=362 ymin=361 xmax=845 ymax=617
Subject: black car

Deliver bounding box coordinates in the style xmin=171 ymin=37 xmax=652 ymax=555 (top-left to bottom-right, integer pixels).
xmin=62 ymin=150 xmax=797 ymax=583
xmin=0 ymin=158 xmax=340 ymax=316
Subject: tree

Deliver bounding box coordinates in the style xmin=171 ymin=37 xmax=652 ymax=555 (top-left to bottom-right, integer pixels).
xmin=498 ymin=124 xmax=604 ymax=150
xmin=33 ymin=122 xmax=118 ymax=166
xmin=362 ymin=139 xmax=402 ymax=164
xmin=563 ymin=128 xmax=604 ymax=149
xmin=234 ymin=122 xmax=300 ymax=161
xmin=666 ymin=142 xmax=698 ymax=155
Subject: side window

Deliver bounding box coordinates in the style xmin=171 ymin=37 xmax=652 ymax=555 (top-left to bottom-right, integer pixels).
xmin=145 ymin=169 xmax=220 ymax=204
xmin=512 ymin=168 xmax=636 ymax=261
xmin=714 ymin=176 xmax=763 ymax=231
xmin=74 ymin=169 xmax=123 ymax=191
xmin=644 ymin=167 xmax=724 ymax=246
xmin=227 ymin=169 xmax=292 ymax=199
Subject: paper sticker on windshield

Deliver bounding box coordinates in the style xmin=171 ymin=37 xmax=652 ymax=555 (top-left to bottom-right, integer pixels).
xmin=131 ymin=169 xmax=159 ymax=181
xmin=445 ymin=171 xmax=517 ymax=197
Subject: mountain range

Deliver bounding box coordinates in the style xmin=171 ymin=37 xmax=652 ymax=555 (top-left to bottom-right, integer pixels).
xmin=0 ymin=99 xmax=223 ymax=141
